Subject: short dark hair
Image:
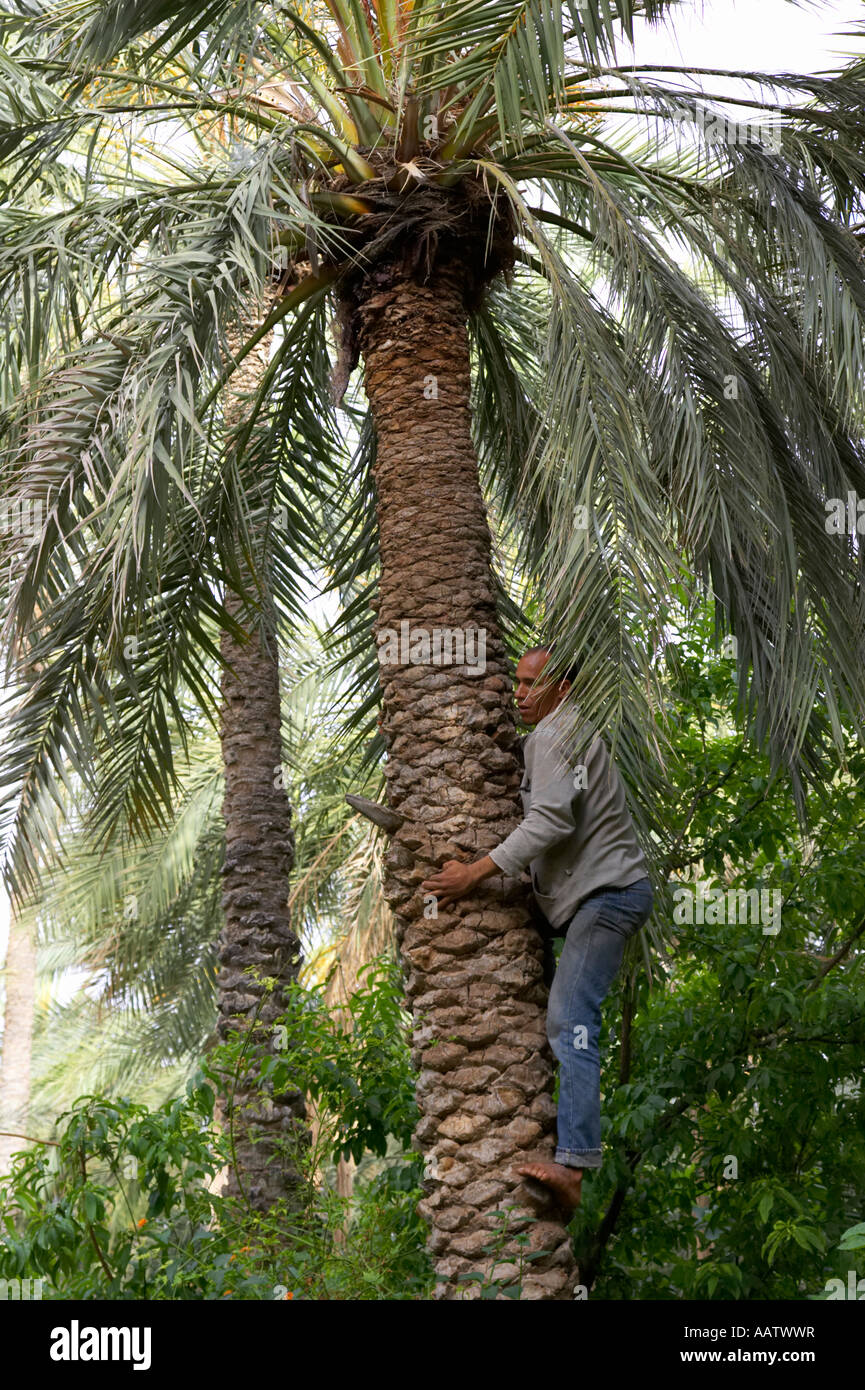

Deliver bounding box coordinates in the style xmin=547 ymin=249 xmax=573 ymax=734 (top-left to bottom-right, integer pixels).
xmin=522 ymin=644 xmax=579 ymax=684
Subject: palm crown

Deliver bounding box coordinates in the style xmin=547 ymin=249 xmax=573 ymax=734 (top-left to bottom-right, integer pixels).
xmin=3 ymin=2 xmax=865 ymax=890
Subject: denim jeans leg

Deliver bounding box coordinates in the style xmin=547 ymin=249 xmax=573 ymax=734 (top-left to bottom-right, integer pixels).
xmin=546 ymin=879 xmax=653 ymax=1170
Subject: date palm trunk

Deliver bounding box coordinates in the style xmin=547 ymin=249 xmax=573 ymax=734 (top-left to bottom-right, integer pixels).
xmin=354 ymin=264 xmax=578 ymax=1299
xmin=216 ymin=307 xmax=306 ymax=1209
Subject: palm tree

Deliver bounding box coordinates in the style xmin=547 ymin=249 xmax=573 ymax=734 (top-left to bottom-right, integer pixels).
xmin=216 ymin=302 xmax=308 ymax=1209
xmin=3 ymin=0 xmax=865 ymax=1295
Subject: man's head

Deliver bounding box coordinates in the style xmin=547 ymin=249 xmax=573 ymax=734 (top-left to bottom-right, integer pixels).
xmin=514 ymin=645 xmax=577 ymax=727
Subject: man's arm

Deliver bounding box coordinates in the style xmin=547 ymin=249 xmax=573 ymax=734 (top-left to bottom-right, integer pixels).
xmin=486 ymin=727 xmax=580 ymax=877
xmin=420 ymin=727 xmax=584 ymax=907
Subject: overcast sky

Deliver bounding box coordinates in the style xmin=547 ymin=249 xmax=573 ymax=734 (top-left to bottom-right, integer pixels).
xmin=1 ymin=0 xmax=862 ymax=971
xmin=626 ymin=0 xmax=862 ymax=72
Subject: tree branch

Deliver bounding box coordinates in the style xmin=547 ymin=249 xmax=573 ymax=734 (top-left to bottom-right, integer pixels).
xmin=0 ymin=1129 xmax=60 ymax=1147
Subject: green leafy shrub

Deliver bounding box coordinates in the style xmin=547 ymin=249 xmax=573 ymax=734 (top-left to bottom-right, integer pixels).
xmin=0 ymin=956 xmax=433 ymax=1300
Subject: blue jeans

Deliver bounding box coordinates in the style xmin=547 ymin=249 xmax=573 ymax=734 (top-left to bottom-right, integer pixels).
xmin=546 ymin=877 xmax=654 ymax=1169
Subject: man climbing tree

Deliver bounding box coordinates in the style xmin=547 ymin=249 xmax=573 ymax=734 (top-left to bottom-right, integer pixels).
xmin=422 ymin=646 xmax=653 ymax=1210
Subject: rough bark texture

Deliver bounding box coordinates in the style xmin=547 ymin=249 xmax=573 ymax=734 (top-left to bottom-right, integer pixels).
xmin=0 ymin=914 xmax=36 ymax=1175
xmin=355 ymin=265 xmax=578 ymax=1299
xmin=216 ymin=311 xmax=306 ymax=1209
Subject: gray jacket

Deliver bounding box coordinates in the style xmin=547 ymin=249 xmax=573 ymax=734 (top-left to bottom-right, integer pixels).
xmin=489 ymin=702 xmax=648 ymax=930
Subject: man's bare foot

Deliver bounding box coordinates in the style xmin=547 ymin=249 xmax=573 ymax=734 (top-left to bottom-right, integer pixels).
xmin=514 ymin=1160 xmax=583 ymax=1211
